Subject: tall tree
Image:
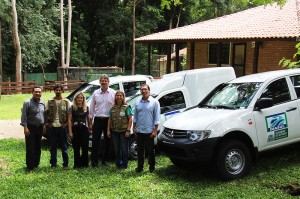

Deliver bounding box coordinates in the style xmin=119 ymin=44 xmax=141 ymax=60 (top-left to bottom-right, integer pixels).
xmin=132 ymin=0 xmax=136 ymax=75
xmin=0 ymin=13 xmax=2 ymax=99
xmin=11 ymin=0 xmax=21 ymax=82
xmin=66 ymin=0 xmax=72 ymax=68
xmin=60 ymin=0 xmax=65 ymax=68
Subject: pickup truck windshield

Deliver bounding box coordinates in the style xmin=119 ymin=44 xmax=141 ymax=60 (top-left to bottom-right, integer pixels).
xmin=201 ymin=82 xmax=262 ymax=109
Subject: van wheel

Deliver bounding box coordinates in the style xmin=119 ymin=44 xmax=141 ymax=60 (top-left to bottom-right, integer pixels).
xmin=67 ymin=136 xmax=72 ymax=147
xmin=214 ymin=140 xmax=251 ymax=180
xmin=129 ymin=137 xmax=138 ymax=160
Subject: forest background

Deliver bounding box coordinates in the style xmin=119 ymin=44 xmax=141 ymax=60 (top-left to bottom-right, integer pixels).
xmin=0 ymin=0 xmax=286 ymax=81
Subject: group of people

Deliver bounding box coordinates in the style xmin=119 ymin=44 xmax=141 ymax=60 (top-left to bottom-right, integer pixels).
xmin=20 ymin=74 xmax=160 ymax=173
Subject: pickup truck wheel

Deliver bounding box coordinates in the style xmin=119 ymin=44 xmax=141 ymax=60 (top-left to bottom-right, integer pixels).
xmin=215 ymin=140 xmax=251 ymax=180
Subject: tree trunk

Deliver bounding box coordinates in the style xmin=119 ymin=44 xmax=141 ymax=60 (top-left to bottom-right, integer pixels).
xmin=0 ymin=17 xmax=2 ymax=99
xmin=66 ymin=0 xmax=72 ymax=68
xmin=11 ymin=0 xmax=22 ymax=83
xmin=131 ymin=0 xmax=136 ymax=75
xmin=60 ymin=0 xmax=65 ymax=68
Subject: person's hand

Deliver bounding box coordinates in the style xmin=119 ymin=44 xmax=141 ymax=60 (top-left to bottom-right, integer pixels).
xmin=125 ymin=131 xmax=130 ymax=138
xmin=150 ymin=130 xmax=157 ymax=138
xmin=62 ymin=123 xmax=68 ymax=128
xmin=42 ymin=125 xmax=46 ymax=134
xmin=107 ymin=130 xmax=111 ymax=138
xmin=68 ymin=132 xmax=73 ymax=140
xmin=133 ymin=128 xmax=137 ymax=135
xmin=24 ymin=127 xmax=30 ymax=136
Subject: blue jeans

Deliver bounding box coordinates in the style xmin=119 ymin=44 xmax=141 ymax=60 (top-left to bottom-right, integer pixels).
xmin=49 ymin=127 xmax=68 ymax=166
xmin=111 ymin=131 xmax=129 ymax=168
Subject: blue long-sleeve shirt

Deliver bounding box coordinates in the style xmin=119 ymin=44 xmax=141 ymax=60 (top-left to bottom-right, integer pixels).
xmin=133 ymin=96 xmax=160 ymax=134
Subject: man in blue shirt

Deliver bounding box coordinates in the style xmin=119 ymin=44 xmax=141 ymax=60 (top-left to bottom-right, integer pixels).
xmin=133 ymin=84 xmax=160 ymax=173
xmin=21 ymin=86 xmax=46 ymax=172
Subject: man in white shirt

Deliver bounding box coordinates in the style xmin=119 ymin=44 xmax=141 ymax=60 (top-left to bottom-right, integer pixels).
xmin=89 ymin=74 xmax=116 ymax=167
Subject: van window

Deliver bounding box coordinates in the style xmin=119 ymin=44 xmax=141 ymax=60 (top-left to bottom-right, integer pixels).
xmin=261 ymin=78 xmax=291 ymax=104
xmin=123 ymin=81 xmax=145 ymax=97
xmin=159 ymin=91 xmax=186 ymax=114
xmin=289 ymin=75 xmax=300 ymax=98
xmin=109 ymin=83 xmax=119 ymax=91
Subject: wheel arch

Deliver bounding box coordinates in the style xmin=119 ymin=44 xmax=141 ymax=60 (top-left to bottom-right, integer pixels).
xmin=214 ymin=131 xmax=258 ymax=164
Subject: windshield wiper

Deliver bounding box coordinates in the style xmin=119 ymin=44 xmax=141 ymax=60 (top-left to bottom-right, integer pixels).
xmin=199 ymin=104 xmax=217 ymax=109
xmin=215 ymin=105 xmax=236 ymax=110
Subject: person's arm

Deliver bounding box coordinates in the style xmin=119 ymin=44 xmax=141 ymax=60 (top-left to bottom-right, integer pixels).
xmin=107 ymin=118 xmax=111 ymax=138
xmin=107 ymin=108 xmax=112 ymax=138
xmin=151 ymin=100 xmax=161 ymax=138
xmin=86 ymin=106 xmax=92 ymax=135
xmin=89 ymin=92 xmax=95 ymax=119
xmin=20 ymin=101 xmax=30 ymax=136
xmin=125 ymin=106 xmax=133 ymax=137
xmin=133 ymin=103 xmax=138 ymax=135
xmin=68 ymin=107 xmax=73 ymax=139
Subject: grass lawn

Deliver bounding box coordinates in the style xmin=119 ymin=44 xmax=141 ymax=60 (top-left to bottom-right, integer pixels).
xmin=0 ymin=92 xmax=71 ymax=120
xmin=1 ymin=94 xmax=300 ymax=198
xmin=1 ymin=139 xmax=300 ymax=198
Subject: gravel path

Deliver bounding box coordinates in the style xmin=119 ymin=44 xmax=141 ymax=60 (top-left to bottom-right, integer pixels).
xmin=0 ymin=119 xmax=24 ymax=139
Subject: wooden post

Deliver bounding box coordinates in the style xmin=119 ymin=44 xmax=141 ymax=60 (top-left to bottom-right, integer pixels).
xmin=167 ymin=44 xmax=171 ymax=74
xmin=190 ymin=42 xmax=195 ymax=70
xmin=253 ymin=41 xmax=261 ymax=74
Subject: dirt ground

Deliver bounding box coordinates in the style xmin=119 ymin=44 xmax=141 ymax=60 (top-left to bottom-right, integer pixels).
xmin=0 ymin=119 xmax=24 ymax=139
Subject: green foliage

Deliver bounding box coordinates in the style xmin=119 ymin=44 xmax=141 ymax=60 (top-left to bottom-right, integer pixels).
xmin=18 ymin=0 xmax=60 ymax=72
xmin=161 ymin=0 xmax=183 ymax=10
xmin=181 ymin=54 xmax=187 ymax=70
xmin=279 ymin=42 xmax=300 ymax=69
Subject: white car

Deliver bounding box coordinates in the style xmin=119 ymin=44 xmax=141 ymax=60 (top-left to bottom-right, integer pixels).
xmin=159 ymin=68 xmax=300 ymax=180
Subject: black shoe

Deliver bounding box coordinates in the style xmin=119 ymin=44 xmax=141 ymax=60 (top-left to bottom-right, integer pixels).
xmin=51 ymin=164 xmax=57 ymax=168
xmin=27 ymin=168 xmax=34 ymax=173
xmin=135 ymin=167 xmax=143 ymax=173
xmin=92 ymin=164 xmax=98 ymax=167
xmin=63 ymin=164 xmax=68 ymax=168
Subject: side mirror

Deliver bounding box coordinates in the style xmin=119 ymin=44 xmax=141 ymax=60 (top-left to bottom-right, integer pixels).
xmin=254 ymin=98 xmax=273 ymax=111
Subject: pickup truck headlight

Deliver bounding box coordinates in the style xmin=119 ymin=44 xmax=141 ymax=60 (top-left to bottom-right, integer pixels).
xmin=186 ymin=130 xmax=211 ymax=141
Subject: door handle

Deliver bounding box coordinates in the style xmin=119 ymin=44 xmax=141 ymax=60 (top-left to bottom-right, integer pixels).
xmin=286 ymin=107 xmax=297 ymax=112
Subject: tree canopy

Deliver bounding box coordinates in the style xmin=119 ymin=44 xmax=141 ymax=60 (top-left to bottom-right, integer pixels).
xmin=0 ymin=0 xmax=287 ymax=79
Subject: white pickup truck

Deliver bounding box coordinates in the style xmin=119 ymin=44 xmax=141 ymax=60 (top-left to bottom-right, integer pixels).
xmin=159 ymin=68 xmax=300 ymax=180
xmin=127 ymin=67 xmax=236 ymax=159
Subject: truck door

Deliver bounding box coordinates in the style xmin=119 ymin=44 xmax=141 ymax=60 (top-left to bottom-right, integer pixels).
xmin=253 ymin=77 xmax=300 ymax=151
xmin=158 ymin=91 xmax=187 ymax=130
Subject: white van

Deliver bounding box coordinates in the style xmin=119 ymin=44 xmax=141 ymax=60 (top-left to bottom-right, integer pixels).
xmin=159 ymin=68 xmax=300 ymax=180
xmin=66 ymin=75 xmax=154 ymax=103
xmin=127 ymin=67 xmax=236 ymax=159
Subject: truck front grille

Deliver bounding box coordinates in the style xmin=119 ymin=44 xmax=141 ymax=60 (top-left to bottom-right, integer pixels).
xmin=163 ymin=128 xmax=187 ymax=139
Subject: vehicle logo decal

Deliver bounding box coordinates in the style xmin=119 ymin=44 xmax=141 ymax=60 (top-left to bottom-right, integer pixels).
xmin=265 ymin=112 xmax=288 ymax=142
